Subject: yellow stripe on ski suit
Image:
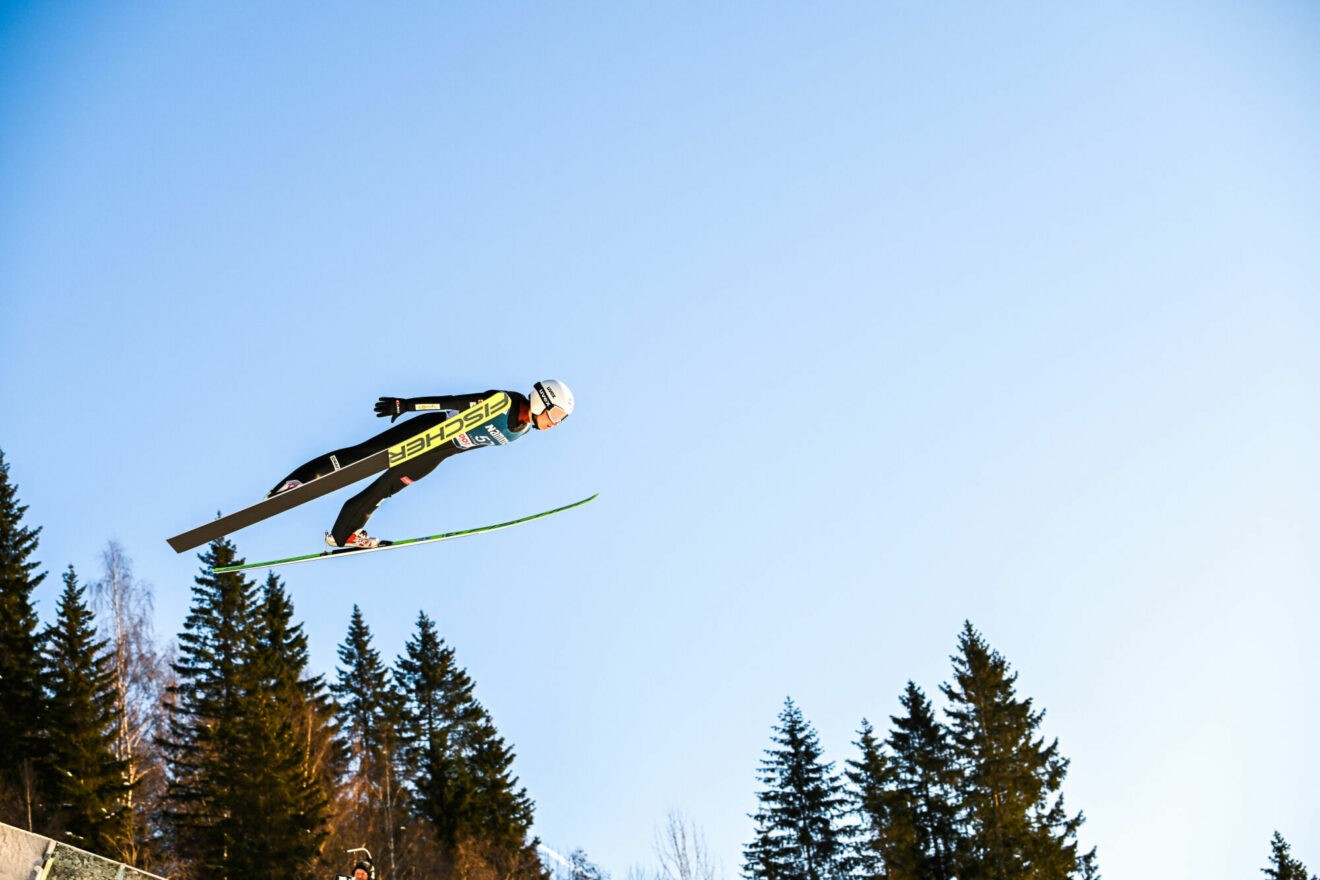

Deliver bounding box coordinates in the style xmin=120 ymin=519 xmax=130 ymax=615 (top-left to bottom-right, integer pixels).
xmin=386 ymin=392 xmax=512 ymax=468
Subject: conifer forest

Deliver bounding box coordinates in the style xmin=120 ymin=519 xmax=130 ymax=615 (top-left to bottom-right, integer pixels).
xmin=1 ymin=446 xmax=1312 ymax=880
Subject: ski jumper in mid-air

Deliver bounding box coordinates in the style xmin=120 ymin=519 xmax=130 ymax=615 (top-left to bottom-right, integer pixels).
xmin=266 ymin=380 xmax=575 ymax=549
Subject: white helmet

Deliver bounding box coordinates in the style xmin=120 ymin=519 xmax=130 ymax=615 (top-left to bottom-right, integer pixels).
xmin=530 ymin=380 xmax=575 ymax=426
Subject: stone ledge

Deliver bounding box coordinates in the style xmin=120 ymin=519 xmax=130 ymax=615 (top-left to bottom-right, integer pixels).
xmin=0 ymin=823 xmax=168 ymax=880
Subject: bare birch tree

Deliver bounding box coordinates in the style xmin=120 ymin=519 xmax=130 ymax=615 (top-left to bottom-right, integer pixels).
xmin=90 ymin=539 xmax=172 ymax=867
xmin=654 ymin=811 xmax=719 ymax=880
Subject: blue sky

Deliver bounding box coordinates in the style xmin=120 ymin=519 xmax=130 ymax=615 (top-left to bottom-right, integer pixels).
xmin=2 ymin=2 xmax=1318 ymax=877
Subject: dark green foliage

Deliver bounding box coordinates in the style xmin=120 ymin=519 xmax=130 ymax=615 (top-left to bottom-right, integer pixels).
xmin=253 ymin=572 xmax=343 ymax=794
xmin=162 ymin=539 xmax=261 ymax=877
xmin=0 ymin=441 xmax=554 ymax=879
xmin=163 ymin=540 xmax=336 ymax=880
xmin=940 ymin=622 xmax=1093 ymax=880
xmin=463 ymin=714 xmax=539 ymax=861
xmin=568 ymin=848 xmax=608 ymax=880
xmin=884 ymin=682 xmax=958 ymax=880
xmin=386 ymin=611 xmax=546 ymax=880
xmin=1263 ymin=832 xmax=1315 ymax=880
xmin=393 ymin=609 xmax=477 ymax=849
xmin=333 ymin=605 xmax=402 ymax=765
xmin=845 ymin=720 xmax=900 ymax=880
xmin=41 ymin=566 xmax=131 ymax=852
xmin=743 ymin=699 xmax=850 ymax=880
xmin=843 ymin=627 xmax=1099 ymax=880
xmin=239 ymin=574 xmax=337 ymax=878
xmin=395 ymin=610 xmax=477 ymax=850
xmin=848 ymin=682 xmax=962 ymax=880
xmin=396 ymin=612 xmax=538 ymax=864
xmin=0 ymin=448 xmax=46 ymax=825
xmin=331 ymin=605 xmax=407 ymax=876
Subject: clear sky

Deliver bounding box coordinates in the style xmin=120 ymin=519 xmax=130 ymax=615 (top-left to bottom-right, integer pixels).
xmin=2 ymin=2 xmax=1317 ymax=877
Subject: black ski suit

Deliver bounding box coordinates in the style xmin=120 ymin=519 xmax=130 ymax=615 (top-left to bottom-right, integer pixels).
xmin=270 ymin=390 xmax=531 ymax=545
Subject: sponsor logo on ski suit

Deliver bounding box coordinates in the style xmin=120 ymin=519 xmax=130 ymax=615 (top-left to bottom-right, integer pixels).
xmin=387 ymin=394 xmax=512 ymax=467
xmin=454 ymin=408 xmax=530 ymax=450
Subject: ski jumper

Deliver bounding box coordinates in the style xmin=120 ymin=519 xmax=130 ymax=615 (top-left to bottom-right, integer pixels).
xmin=270 ymin=390 xmax=532 ymax=545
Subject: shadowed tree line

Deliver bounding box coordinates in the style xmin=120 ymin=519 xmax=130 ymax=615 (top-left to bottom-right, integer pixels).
xmin=2 ymin=446 xmax=1313 ymax=880
xmin=742 ymin=623 xmax=1099 ymax=880
xmin=740 ymin=631 xmax=1316 ymax=880
xmin=0 ymin=448 xmax=545 ymax=880
xmin=740 ymin=633 xmax=1320 ymax=880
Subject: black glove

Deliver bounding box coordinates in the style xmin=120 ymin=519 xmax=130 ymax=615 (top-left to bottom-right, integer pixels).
xmin=374 ymin=397 xmax=410 ymax=422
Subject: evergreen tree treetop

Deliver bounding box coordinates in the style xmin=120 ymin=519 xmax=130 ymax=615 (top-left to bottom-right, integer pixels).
xmin=1263 ymin=832 xmax=1315 ymax=880
xmin=161 ymin=539 xmax=259 ymax=875
xmin=0 ymin=448 xmax=44 ymax=592
xmin=396 ymin=611 xmax=479 ymax=750
xmin=940 ymin=621 xmax=1092 ymax=880
xmin=568 ymin=848 xmax=608 ymax=880
xmin=854 ymin=680 xmax=960 ymax=880
xmin=333 ymin=604 xmax=401 ymax=758
xmin=395 ymin=609 xmax=539 ymax=867
xmin=241 ymin=571 xmax=334 ymax=880
xmin=169 ymin=538 xmax=259 ymax=721
xmin=0 ymin=450 xmax=43 ymax=687
xmin=844 ymin=718 xmax=895 ymax=880
xmin=744 ymin=698 xmax=849 ymax=880
xmin=164 ymin=541 xmax=333 ymax=880
xmin=0 ymin=447 xmax=47 ymax=820
xmin=330 ymin=605 xmax=409 ymax=879
xmin=254 ymin=571 xmax=327 ymax=704
xmin=41 ymin=565 xmax=130 ymax=854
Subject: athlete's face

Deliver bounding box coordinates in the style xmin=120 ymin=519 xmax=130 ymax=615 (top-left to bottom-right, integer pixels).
xmin=354 ymin=870 xmax=369 ymax=880
xmin=532 ymin=405 xmax=568 ymax=431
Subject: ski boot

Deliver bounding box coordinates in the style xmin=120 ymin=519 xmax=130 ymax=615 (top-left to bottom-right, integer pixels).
xmin=325 ymin=528 xmax=386 ymax=549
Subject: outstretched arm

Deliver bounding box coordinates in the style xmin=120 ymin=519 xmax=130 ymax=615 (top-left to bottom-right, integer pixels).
xmin=373 ymin=391 xmax=500 ymax=422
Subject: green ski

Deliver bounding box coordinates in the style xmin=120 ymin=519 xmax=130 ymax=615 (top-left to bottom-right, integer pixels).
xmin=212 ymin=493 xmax=597 ymax=573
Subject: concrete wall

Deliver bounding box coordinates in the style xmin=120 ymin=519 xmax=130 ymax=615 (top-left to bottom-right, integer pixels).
xmin=0 ymin=823 xmax=169 ymax=880
xmin=0 ymin=824 xmax=47 ymax=880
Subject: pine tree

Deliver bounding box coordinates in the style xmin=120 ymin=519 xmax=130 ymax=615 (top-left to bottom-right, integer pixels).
xmin=40 ymin=566 xmax=131 ymax=853
xmin=743 ymin=699 xmax=850 ymax=880
xmin=254 ymin=572 xmax=342 ymax=794
xmin=567 ymin=848 xmax=608 ymax=880
xmin=243 ymin=573 xmax=338 ymax=878
xmin=331 ymin=605 xmax=406 ymax=879
xmin=396 ymin=611 xmax=545 ymax=880
xmin=464 ymin=712 xmax=539 ymax=860
xmin=884 ymin=682 xmax=958 ymax=880
xmin=395 ymin=611 xmax=479 ymax=852
xmin=845 ymin=719 xmax=900 ymax=880
xmin=165 ymin=543 xmax=341 ymax=880
xmin=940 ymin=622 xmax=1095 ymax=880
xmin=1263 ymin=832 xmax=1315 ymax=880
xmin=0 ymin=448 xmax=47 ymax=828
xmin=395 ymin=610 xmax=541 ymax=879
xmin=161 ymin=538 xmax=261 ymax=878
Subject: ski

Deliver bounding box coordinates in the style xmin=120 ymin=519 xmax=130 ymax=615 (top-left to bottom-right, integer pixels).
xmin=167 ymin=393 xmax=512 ymax=553
xmin=211 ymin=493 xmax=598 ymax=573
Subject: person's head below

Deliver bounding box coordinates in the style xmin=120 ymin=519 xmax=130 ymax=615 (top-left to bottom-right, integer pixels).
xmin=529 ymin=380 xmax=575 ymax=431
xmin=353 ymin=861 xmax=373 ymax=880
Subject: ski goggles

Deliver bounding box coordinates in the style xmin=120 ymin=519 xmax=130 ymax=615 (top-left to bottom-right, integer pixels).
xmin=533 ymin=384 xmax=569 ymax=424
